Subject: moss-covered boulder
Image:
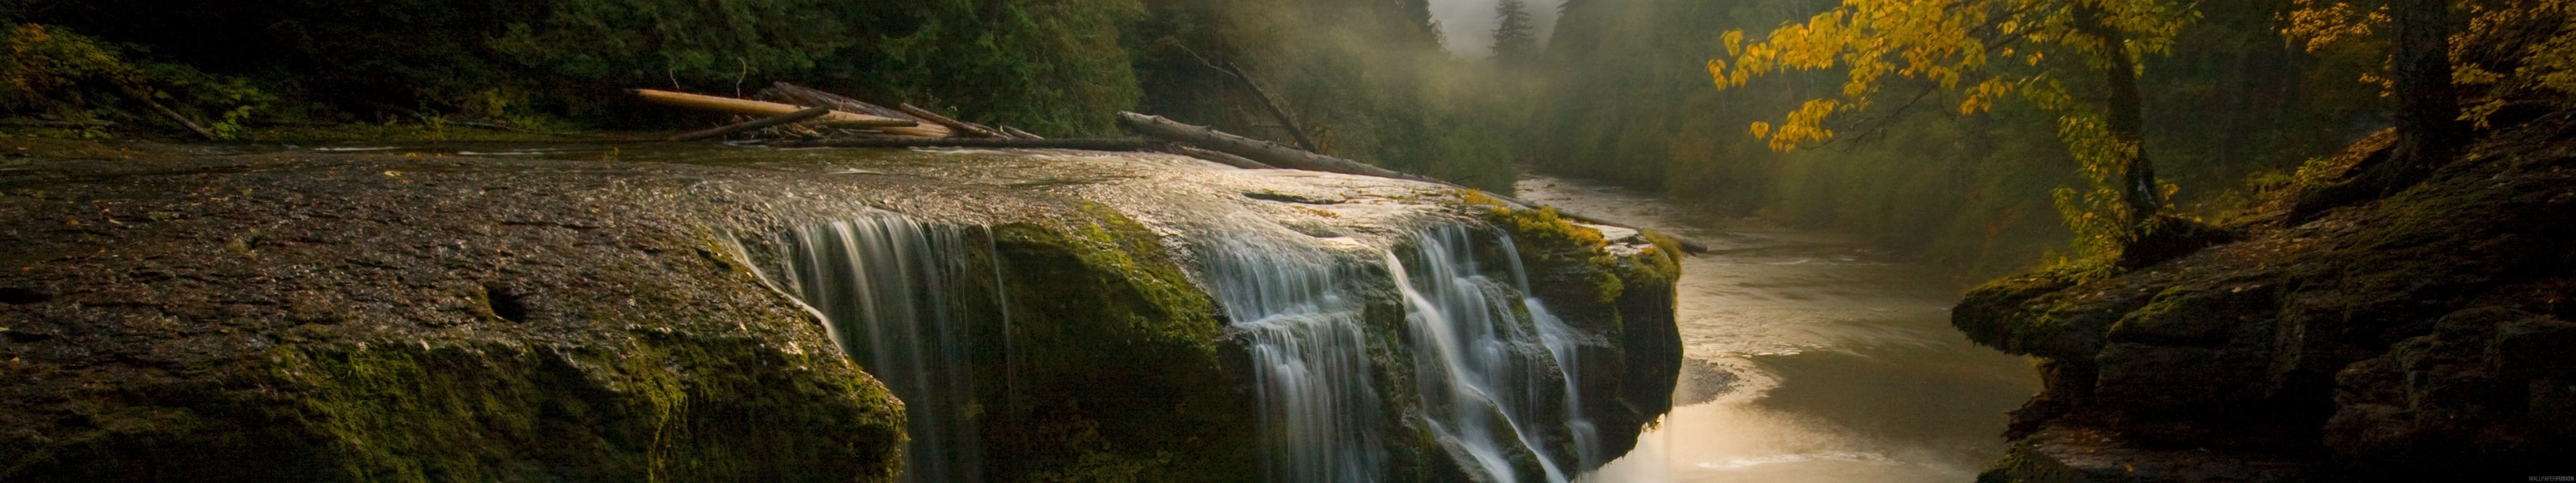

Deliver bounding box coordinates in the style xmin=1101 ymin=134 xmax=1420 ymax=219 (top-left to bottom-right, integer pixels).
xmin=1958 ymin=110 xmax=2576 ymax=482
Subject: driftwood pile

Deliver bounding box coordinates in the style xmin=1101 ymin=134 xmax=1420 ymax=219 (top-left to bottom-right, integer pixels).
xmin=637 ymin=85 xmax=1706 ymax=253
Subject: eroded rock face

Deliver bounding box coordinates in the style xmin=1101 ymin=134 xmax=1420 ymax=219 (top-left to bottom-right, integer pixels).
xmin=1957 ymin=113 xmax=2576 ymax=482
xmin=0 ymin=146 xmax=1683 ymax=482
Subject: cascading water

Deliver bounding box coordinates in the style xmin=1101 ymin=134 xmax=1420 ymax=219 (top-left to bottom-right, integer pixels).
xmin=1195 ymin=221 xmax=1604 ymax=483
xmin=1386 ymin=226 xmax=1595 ymax=483
xmin=771 ymin=213 xmax=999 ymax=483
xmin=1496 ymin=232 xmax=1602 ymax=470
xmin=1198 ymin=235 xmax=1388 ymax=483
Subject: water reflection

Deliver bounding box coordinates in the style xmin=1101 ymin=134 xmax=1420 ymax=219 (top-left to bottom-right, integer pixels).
xmin=1516 ymin=176 xmax=2037 ymax=483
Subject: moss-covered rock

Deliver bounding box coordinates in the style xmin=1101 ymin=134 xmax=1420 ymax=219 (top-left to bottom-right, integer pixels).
xmin=0 ymin=144 xmax=1681 ymax=482
xmin=0 ymin=154 xmax=915 ymax=481
xmin=1957 ymin=109 xmax=2576 ymax=481
xmin=972 ymin=204 xmax=1256 ymax=483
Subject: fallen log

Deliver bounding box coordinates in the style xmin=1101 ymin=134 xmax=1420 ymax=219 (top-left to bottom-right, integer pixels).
xmin=898 ymin=104 xmax=1008 ymax=139
xmin=1000 ymin=126 xmax=1043 ymax=140
xmin=769 ymin=137 xmax=1157 ymax=151
xmin=1219 ymin=60 xmax=1320 ymax=153
xmin=812 ymin=119 xmax=922 ymax=129
xmin=0 ymin=118 xmax=114 ymax=128
xmin=1169 ymin=145 xmax=1271 ymax=169
xmin=631 ymin=89 xmax=950 ymax=137
xmin=1116 ymin=111 xmax=1708 ymax=253
xmin=442 ymin=119 xmax=588 ymax=136
xmin=669 ymin=106 xmax=830 ymax=141
xmin=1116 ymin=112 xmax=1430 ymax=182
xmin=119 ymin=85 xmax=218 ymax=140
xmin=760 ymin=82 xmax=917 ymax=120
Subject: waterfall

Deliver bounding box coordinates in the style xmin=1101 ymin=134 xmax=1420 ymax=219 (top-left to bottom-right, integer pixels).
xmin=1386 ymin=226 xmax=1594 ymax=483
xmin=760 ymin=209 xmax=1603 ymax=483
xmin=772 ymin=213 xmax=997 ymax=483
xmin=1199 ymin=235 xmax=1388 ymax=483
xmin=1199 ymin=223 xmax=1600 ymax=483
xmin=1497 ymin=232 xmax=1602 ymax=470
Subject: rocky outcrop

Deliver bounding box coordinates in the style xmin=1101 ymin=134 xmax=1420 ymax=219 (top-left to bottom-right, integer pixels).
xmin=0 ymin=154 xmax=917 ymax=481
xmin=0 ymin=145 xmax=1682 ymax=481
xmin=1957 ymin=111 xmax=2576 ymax=482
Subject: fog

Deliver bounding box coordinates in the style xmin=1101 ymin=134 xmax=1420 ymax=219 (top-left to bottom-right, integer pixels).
xmin=1428 ymin=0 xmax=1562 ymax=58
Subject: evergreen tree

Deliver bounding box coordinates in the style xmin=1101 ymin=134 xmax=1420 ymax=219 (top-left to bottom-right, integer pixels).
xmin=1490 ymin=0 xmax=1538 ymax=65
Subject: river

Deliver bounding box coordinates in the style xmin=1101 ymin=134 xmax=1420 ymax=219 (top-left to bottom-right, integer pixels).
xmin=1514 ymin=176 xmax=2041 ymax=483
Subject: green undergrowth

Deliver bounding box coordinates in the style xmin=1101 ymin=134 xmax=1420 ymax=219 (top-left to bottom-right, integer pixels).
xmin=0 ymin=23 xmax=270 ymax=138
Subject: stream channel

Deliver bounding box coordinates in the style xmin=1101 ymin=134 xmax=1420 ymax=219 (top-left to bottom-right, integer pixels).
xmin=1514 ymin=176 xmax=2041 ymax=483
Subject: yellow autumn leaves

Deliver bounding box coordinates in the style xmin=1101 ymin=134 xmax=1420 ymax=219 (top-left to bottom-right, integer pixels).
xmin=1708 ymin=0 xmax=2193 ymax=152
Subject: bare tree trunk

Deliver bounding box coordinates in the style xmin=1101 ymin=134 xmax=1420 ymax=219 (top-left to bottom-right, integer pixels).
xmin=2289 ymin=0 xmax=2463 ymax=221
xmin=2388 ymin=0 xmax=2465 ymax=177
xmin=1169 ymin=144 xmax=1272 ymax=169
xmin=669 ymin=106 xmax=830 ymax=141
xmin=1116 ymin=112 xmax=1431 ymax=182
xmin=633 ymin=89 xmax=950 ymax=137
xmin=2072 ymin=5 xmax=2162 ymax=235
xmin=1220 ymin=60 xmax=1322 ymax=153
xmin=898 ymin=104 xmax=1010 ymax=139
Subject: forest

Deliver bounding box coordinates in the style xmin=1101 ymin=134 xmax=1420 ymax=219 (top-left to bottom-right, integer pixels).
xmin=11 ymin=0 xmax=2567 ymax=278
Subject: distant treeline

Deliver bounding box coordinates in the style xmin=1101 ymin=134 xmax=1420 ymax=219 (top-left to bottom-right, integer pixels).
xmin=0 ymin=0 xmax=1523 ymax=190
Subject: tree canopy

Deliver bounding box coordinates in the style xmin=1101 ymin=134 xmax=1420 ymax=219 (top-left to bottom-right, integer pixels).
xmin=1711 ymin=0 xmax=2198 ymax=260
xmin=1491 ymin=0 xmax=1540 ymax=65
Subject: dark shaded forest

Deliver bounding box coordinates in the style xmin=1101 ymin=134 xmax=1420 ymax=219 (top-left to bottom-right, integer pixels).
xmin=5 ymin=0 xmax=2574 ymax=276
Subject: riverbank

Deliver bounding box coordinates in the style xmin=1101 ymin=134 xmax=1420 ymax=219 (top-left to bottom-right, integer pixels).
xmin=1955 ymin=111 xmax=2576 ymax=481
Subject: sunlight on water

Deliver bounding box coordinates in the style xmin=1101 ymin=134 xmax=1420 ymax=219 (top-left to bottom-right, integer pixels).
xmin=1518 ymin=176 xmax=2039 ymax=483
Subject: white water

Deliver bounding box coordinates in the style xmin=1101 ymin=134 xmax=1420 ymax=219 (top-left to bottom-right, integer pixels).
xmin=771 ymin=213 xmax=996 ymax=483
xmin=1192 ymin=223 xmax=1609 ymax=483
xmin=1385 ymin=226 xmax=1589 ymax=483
xmin=1198 ymin=235 xmax=1389 ymax=483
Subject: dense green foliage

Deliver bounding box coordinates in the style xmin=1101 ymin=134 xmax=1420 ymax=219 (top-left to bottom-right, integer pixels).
xmin=0 ymin=23 xmax=270 ymax=137
xmin=4 ymin=0 xmax=1522 ymax=190
xmin=5 ymin=0 xmax=1146 ymax=134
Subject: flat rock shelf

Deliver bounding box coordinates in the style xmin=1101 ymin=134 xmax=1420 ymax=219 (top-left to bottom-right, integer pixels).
xmin=0 ymin=144 xmax=1683 ymax=483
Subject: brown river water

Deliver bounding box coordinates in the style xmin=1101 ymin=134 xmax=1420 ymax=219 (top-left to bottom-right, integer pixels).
xmin=1513 ymin=176 xmax=2040 ymax=483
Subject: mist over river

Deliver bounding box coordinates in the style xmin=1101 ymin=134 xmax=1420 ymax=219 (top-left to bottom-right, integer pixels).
xmin=1517 ymin=176 xmax=2041 ymax=483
